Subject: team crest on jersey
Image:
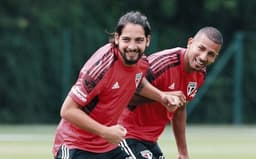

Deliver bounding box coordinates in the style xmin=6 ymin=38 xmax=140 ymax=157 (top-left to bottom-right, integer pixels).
xmin=135 ymin=72 xmax=142 ymax=88
xmin=140 ymin=150 xmax=152 ymax=159
xmin=187 ymin=82 xmax=197 ymax=97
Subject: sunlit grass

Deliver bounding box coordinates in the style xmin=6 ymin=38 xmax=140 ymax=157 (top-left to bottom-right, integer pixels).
xmin=159 ymin=125 xmax=256 ymax=159
xmin=0 ymin=125 xmax=56 ymax=159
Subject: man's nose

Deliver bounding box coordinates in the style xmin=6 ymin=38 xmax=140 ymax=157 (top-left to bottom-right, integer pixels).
xmin=127 ymin=41 xmax=137 ymax=50
xmin=199 ymin=52 xmax=208 ymax=62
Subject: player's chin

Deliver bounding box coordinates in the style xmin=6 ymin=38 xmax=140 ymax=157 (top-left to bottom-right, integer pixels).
xmin=193 ymin=67 xmax=202 ymax=71
xmin=129 ymin=56 xmax=140 ymax=62
xmin=127 ymin=52 xmax=139 ymax=59
xmin=123 ymin=57 xmax=139 ymax=65
xmin=127 ymin=56 xmax=140 ymax=63
xmin=192 ymin=64 xmax=205 ymax=71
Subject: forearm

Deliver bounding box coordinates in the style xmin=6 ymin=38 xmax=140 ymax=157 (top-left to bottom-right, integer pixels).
xmin=172 ymin=106 xmax=189 ymax=157
xmin=129 ymin=93 xmax=156 ymax=105
xmin=61 ymin=96 xmax=107 ymax=137
xmin=136 ymin=78 xmax=163 ymax=103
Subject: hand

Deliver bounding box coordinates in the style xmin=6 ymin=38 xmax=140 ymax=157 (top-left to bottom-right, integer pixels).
xmin=166 ymin=91 xmax=186 ymax=107
xmin=161 ymin=91 xmax=186 ymax=112
xmin=100 ymin=124 xmax=127 ymax=144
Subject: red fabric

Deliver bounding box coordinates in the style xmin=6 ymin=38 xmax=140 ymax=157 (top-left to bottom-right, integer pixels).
xmin=53 ymin=43 xmax=149 ymax=155
xmin=119 ymin=47 xmax=205 ymax=142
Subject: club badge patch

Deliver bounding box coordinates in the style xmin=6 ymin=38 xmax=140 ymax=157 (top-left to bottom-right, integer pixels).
xmin=135 ymin=72 xmax=142 ymax=88
xmin=140 ymin=150 xmax=152 ymax=159
xmin=187 ymin=82 xmax=197 ymax=97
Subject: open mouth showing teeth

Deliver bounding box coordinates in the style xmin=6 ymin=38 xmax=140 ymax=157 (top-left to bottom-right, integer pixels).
xmin=194 ymin=59 xmax=204 ymax=67
xmin=126 ymin=51 xmax=139 ymax=55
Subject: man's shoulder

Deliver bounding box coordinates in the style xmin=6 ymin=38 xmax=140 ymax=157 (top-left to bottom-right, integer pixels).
xmin=79 ymin=43 xmax=116 ymax=81
xmin=151 ymin=47 xmax=185 ymax=56
xmin=147 ymin=47 xmax=183 ymax=67
xmin=93 ymin=43 xmax=115 ymax=57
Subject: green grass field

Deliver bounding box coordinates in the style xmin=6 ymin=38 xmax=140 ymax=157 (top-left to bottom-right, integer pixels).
xmin=0 ymin=125 xmax=255 ymax=159
xmin=160 ymin=125 xmax=256 ymax=159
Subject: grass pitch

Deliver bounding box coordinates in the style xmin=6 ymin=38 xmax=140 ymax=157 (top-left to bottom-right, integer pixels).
xmin=159 ymin=125 xmax=256 ymax=159
xmin=0 ymin=125 xmax=55 ymax=159
xmin=0 ymin=125 xmax=255 ymax=159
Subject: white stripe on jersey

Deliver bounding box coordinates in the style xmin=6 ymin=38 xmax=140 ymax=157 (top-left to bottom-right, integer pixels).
xmin=91 ymin=54 xmax=114 ymax=78
xmin=89 ymin=53 xmax=114 ymax=78
xmin=148 ymin=47 xmax=181 ymax=63
xmin=150 ymin=53 xmax=178 ymax=72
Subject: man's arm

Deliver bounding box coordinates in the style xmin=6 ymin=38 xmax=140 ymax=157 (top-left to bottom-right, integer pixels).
xmin=60 ymin=96 xmax=127 ymax=144
xmin=136 ymin=78 xmax=186 ymax=111
xmin=129 ymin=93 xmax=155 ymax=106
xmin=172 ymin=105 xmax=189 ymax=159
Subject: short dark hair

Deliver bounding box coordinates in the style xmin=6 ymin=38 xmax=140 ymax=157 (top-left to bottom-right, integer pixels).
xmin=195 ymin=26 xmax=223 ymax=45
xmin=115 ymin=11 xmax=151 ymax=37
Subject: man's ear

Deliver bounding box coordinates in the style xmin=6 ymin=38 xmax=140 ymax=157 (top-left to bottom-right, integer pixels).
xmin=114 ymin=33 xmax=119 ymax=45
xmin=187 ymin=37 xmax=193 ymax=48
xmin=146 ymin=35 xmax=151 ymax=47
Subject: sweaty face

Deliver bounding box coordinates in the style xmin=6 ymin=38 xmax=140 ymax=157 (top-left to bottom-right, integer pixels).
xmin=115 ymin=23 xmax=150 ymax=66
xmin=185 ymin=34 xmax=221 ymax=72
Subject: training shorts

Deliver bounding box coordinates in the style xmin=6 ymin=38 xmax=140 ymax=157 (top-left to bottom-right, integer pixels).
xmin=55 ymin=144 xmax=132 ymax=159
xmin=120 ymin=138 xmax=165 ymax=159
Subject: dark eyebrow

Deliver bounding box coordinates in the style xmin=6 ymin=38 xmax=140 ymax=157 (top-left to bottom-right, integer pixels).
xmin=121 ymin=36 xmax=131 ymax=39
xmin=199 ymin=44 xmax=218 ymax=56
xmin=209 ymin=51 xmax=218 ymax=56
xmin=135 ymin=37 xmax=145 ymax=40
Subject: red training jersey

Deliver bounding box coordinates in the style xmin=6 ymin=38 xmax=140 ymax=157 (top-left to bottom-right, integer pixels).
xmin=53 ymin=43 xmax=149 ymax=155
xmin=119 ymin=47 xmax=205 ymax=142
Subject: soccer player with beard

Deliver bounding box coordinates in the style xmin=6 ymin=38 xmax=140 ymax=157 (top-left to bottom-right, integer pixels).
xmin=52 ymin=11 xmax=185 ymax=159
xmin=119 ymin=26 xmax=223 ymax=159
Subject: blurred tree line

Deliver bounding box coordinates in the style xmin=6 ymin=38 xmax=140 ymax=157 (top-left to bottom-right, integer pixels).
xmin=0 ymin=0 xmax=255 ymax=124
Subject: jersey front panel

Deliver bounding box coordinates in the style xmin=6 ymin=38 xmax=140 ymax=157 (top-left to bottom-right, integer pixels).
xmin=119 ymin=47 xmax=205 ymax=142
xmin=53 ymin=43 xmax=149 ymax=155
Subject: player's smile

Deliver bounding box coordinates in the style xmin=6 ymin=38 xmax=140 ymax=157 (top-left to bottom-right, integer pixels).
xmin=115 ymin=23 xmax=150 ymax=66
xmin=193 ymin=56 xmax=207 ymax=69
xmin=125 ymin=48 xmax=140 ymax=57
xmin=185 ymin=33 xmax=221 ymax=72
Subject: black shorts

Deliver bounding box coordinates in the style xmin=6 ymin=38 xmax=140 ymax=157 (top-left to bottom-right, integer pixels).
xmin=55 ymin=144 xmax=132 ymax=159
xmin=120 ymin=138 xmax=165 ymax=159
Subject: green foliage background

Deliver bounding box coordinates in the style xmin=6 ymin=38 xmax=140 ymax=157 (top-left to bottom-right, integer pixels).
xmin=0 ymin=0 xmax=255 ymax=124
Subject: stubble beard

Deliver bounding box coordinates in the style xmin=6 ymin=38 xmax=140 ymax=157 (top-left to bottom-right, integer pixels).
xmin=120 ymin=48 xmax=143 ymax=65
